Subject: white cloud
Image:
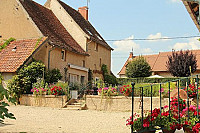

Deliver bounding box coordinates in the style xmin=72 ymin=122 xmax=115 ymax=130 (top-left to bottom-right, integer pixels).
xmin=172 ymin=37 xmax=200 ymax=50
xmin=113 ymin=35 xmax=153 ymax=54
xmin=171 ymin=0 xmax=180 ymax=3
xmin=147 ymin=32 xmax=169 ymax=42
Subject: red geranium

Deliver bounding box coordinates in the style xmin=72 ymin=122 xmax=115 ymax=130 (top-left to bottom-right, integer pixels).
xmin=51 ymin=86 xmax=62 ymax=95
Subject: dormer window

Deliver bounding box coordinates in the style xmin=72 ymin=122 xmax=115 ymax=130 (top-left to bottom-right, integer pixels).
xmin=12 ymin=46 xmax=17 ymax=52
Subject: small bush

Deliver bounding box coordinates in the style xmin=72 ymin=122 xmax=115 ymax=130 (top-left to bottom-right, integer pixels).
xmin=45 ymin=68 xmax=62 ymax=84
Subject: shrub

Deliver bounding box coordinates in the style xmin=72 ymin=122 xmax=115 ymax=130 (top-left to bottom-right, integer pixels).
xmin=7 ymin=61 xmax=45 ymax=99
xmin=101 ymin=64 xmax=118 ymax=85
xmin=45 ymin=68 xmax=62 ymax=84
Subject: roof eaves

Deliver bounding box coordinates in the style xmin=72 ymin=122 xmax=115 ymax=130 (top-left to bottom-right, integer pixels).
xmin=17 ymin=37 xmax=48 ymax=72
xmin=182 ymin=1 xmax=200 ymax=31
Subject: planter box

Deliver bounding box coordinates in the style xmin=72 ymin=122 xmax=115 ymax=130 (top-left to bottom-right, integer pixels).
xmin=19 ymin=94 xmax=67 ymax=108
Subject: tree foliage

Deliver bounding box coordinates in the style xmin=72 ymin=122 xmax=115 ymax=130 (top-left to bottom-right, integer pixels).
xmin=7 ymin=61 xmax=63 ymax=100
xmin=125 ymin=56 xmax=152 ymax=78
xmin=101 ymin=64 xmax=118 ymax=85
xmin=45 ymin=68 xmax=62 ymax=84
xmin=0 ymin=85 xmax=16 ymax=123
xmin=166 ymin=50 xmax=197 ymax=77
xmin=8 ymin=61 xmax=45 ymax=100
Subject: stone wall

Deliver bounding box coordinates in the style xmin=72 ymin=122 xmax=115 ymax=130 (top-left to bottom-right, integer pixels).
xmin=85 ymin=95 xmax=169 ymax=112
xmin=19 ymin=94 xmax=67 ymax=108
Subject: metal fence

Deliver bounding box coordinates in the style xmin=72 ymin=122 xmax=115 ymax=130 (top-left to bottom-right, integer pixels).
xmin=131 ymin=74 xmax=200 ymax=133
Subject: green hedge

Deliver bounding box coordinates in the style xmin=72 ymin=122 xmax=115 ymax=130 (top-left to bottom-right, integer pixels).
xmin=117 ymin=77 xmax=188 ymax=86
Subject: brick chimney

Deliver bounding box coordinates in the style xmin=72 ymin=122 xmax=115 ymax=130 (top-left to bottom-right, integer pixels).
xmin=78 ymin=6 xmax=88 ymax=20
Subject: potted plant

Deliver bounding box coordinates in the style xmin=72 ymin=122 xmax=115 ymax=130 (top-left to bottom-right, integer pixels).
xmin=183 ymin=84 xmax=198 ymax=98
xmin=126 ymin=112 xmax=157 ymax=133
xmin=181 ymin=105 xmax=200 ymax=133
xmin=153 ymin=106 xmax=179 ymax=133
xmin=120 ymin=84 xmax=132 ymax=96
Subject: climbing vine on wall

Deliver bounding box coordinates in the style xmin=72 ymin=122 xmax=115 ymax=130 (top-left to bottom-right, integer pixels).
xmin=0 ymin=37 xmax=16 ymax=52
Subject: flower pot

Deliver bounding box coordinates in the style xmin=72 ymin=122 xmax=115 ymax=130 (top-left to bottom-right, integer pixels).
xmin=162 ymin=129 xmax=176 ymax=133
xmin=136 ymin=130 xmax=155 ymax=133
xmin=183 ymin=126 xmax=193 ymax=133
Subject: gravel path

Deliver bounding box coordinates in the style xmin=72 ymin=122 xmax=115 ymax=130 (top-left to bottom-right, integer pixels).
xmin=0 ymin=105 xmax=131 ymax=133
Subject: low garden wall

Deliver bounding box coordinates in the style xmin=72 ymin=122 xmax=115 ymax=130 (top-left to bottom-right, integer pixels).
xmin=19 ymin=94 xmax=67 ymax=108
xmin=85 ymin=95 xmax=169 ymax=112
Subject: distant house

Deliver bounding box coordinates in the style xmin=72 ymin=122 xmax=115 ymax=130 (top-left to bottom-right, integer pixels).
xmin=0 ymin=0 xmax=112 ymax=83
xmin=118 ymin=50 xmax=200 ymax=78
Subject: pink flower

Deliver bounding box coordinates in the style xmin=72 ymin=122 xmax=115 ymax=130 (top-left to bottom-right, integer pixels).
xmin=164 ymin=105 xmax=169 ymax=109
xmin=159 ymin=88 xmax=164 ymax=93
xmin=36 ymin=89 xmax=39 ymax=92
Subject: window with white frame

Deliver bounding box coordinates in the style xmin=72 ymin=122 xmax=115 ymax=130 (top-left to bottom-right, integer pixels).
xmin=70 ymin=74 xmax=79 ymax=83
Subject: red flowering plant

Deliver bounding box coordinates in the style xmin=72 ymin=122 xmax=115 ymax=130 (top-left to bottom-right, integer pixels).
xmin=183 ymin=84 xmax=200 ymax=98
xmin=126 ymin=112 xmax=157 ymax=132
xmin=150 ymin=98 xmax=186 ymax=131
xmin=98 ymin=87 xmax=118 ymax=96
xmin=153 ymin=105 xmax=181 ymax=131
xmin=120 ymin=84 xmax=132 ymax=96
xmin=180 ymin=105 xmax=200 ymax=133
xmin=50 ymin=86 xmax=62 ymax=95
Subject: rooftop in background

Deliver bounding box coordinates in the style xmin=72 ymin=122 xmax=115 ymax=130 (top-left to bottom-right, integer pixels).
xmin=118 ymin=49 xmax=200 ymax=76
xmin=0 ymin=37 xmax=47 ymax=72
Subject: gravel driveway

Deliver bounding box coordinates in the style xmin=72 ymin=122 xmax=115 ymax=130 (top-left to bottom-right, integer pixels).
xmin=0 ymin=105 xmax=131 ymax=133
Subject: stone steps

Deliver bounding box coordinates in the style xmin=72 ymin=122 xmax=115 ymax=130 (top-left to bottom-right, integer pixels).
xmin=63 ymin=99 xmax=87 ymax=110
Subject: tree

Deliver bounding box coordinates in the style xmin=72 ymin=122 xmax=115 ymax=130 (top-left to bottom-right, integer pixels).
xmin=166 ymin=50 xmax=197 ymax=77
xmin=125 ymin=56 xmax=152 ymax=78
xmin=0 ymin=80 xmax=16 ymax=123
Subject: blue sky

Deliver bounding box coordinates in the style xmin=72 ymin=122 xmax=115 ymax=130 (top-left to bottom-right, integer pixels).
xmin=35 ymin=0 xmax=200 ymax=76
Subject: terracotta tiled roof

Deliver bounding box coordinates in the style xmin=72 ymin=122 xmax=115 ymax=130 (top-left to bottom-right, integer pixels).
xmin=118 ymin=50 xmax=200 ymax=75
xmin=19 ymin=0 xmax=87 ymax=55
xmin=58 ymin=0 xmax=113 ymax=50
xmin=0 ymin=37 xmax=47 ymax=72
xmin=118 ymin=52 xmax=135 ymax=75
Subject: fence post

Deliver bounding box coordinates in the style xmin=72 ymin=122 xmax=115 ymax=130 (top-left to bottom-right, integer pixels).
xmin=131 ymin=82 xmax=135 ymax=133
xmin=168 ymin=82 xmax=171 ymax=122
xmin=177 ymin=80 xmax=180 ymax=123
xmin=196 ymin=75 xmax=199 ymax=118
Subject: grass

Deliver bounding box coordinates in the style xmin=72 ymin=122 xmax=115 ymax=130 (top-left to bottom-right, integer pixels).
xmin=133 ymin=82 xmax=177 ymax=97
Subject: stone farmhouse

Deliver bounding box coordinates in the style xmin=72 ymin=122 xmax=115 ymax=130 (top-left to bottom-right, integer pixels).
xmin=0 ymin=0 xmax=113 ymax=84
xmin=118 ymin=50 xmax=200 ymax=78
